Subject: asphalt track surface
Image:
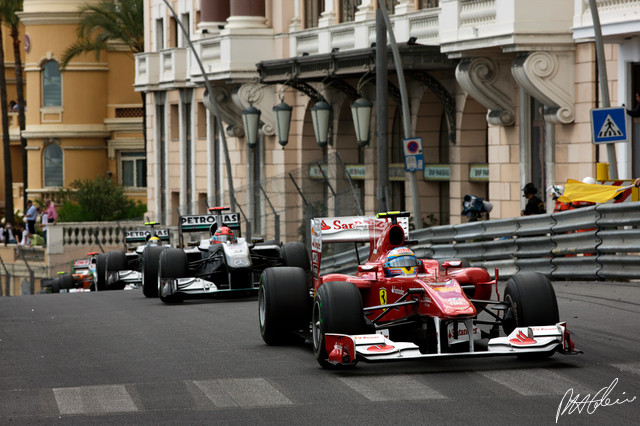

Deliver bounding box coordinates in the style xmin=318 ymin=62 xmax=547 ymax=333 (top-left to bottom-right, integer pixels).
xmin=1 ymin=280 xmax=639 ymax=425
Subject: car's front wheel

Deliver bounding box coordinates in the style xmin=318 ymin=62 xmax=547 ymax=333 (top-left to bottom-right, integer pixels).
xmin=503 ymin=272 xmax=559 ymax=359
xmin=142 ymin=246 xmax=163 ymax=298
xmin=95 ymin=253 xmax=107 ymax=291
xmin=312 ymin=281 xmax=364 ymax=368
xmin=159 ymin=248 xmax=187 ymax=304
xmin=105 ymin=251 xmax=127 ymax=290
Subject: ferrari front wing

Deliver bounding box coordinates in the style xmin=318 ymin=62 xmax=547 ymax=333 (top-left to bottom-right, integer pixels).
xmin=324 ymin=322 xmax=579 ymax=366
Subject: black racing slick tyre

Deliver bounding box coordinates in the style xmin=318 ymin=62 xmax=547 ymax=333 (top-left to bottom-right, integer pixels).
xmin=142 ymin=246 xmax=163 ymax=298
xmin=96 ymin=253 xmax=107 ymax=291
xmin=312 ymin=281 xmax=364 ymax=369
xmin=503 ymin=272 xmax=559 ymax=334
xmin=106 ymin=250 xmax=127 ymax=290
xmin=60 ymin=274 xmax=74 ymax=291
xmin=281 ymin=242 xmax=311 ymax=272
xmin=503 ymin=272 xmax=559 ymax=360
xmin=159 ymin=248 xmax=188 ymax=304
xmin=258 ymin=267 xmax=309 ymax=345
xmin=50 ymin=278 xmax=61 ymax=294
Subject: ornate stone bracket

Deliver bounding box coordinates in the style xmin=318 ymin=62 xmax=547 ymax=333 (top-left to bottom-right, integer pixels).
xmin=511 ymin=51 xmax=575 ymax=124
xmin=235 ymin=82 xmax=276 ymax=136
xmin=455 ymin=57 xmax=516 ymax=127
xmin=409 ymin=70 xmax=457 ymax=144
xmin=208 ymin=85 xmax=245 ymax=138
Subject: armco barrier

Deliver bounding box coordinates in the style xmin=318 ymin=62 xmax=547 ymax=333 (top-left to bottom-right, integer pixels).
xmin=319 ymin=202 xmax=640 ymax=281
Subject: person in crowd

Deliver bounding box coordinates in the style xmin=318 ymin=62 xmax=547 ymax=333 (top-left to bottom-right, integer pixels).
xmin=25 ymin=199 xmax=37 ymax=236
xmin=45 ymin=199 xmax=58 ymax=224
xmin=40 ymin=207 xmax=49 ymax=244
xmin=18 ymin=223 xmax=30 ymax=247
xmin=521 ymin=183 xmax=545 ymax=215
xmin=3 ymin=221 xmax=18 ymax=245
xmin=626 ymin=92 xmax=640 ymax=117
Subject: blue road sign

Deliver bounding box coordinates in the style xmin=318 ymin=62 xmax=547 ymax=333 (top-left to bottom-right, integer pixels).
xmin=591 ymin=107 xmax=629 ymax=144
xmin=402 ymin=137 xmax=424 ymax=172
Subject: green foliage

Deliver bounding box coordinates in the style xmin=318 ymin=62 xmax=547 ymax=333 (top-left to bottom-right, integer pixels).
xmin=60 ymin=0 xmax=144 ymax=69
xmin=57 ymin=175 xmax=146 ymax=222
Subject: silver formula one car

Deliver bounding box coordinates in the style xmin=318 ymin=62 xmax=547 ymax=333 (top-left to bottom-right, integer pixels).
xmin=153 ymin=207 xmax=310 ymax=304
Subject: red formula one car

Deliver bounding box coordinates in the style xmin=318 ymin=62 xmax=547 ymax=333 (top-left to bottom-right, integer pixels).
xmin=258 ymin=212 xmax=579 ymax=368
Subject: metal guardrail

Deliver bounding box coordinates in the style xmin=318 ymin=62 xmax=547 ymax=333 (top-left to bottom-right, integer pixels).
xmin=320 ymin=202 xmax=640 ymax=281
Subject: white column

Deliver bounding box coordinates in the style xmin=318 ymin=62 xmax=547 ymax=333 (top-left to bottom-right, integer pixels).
xmin=318 ymin=0 xmax=337 ymax=27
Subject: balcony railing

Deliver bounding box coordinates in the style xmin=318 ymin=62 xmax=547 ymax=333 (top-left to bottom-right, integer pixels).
xmin=134 ymin=0 xmax=640 ymax=89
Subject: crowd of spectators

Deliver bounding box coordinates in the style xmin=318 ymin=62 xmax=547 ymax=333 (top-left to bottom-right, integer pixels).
xmin=1 ymin=199 xmax=57 ymax=247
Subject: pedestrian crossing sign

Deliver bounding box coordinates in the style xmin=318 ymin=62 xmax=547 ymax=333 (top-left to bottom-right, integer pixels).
xmin=590 ymin=107 xmax=629 ymax=144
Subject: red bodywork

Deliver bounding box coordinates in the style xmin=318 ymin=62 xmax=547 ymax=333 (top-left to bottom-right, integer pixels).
xmin=313 ymin=221 xmax=496 ymax=324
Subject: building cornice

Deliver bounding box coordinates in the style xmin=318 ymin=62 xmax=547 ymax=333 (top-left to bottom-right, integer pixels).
xmin=17 ymin=12 xmax=85 ymax=26
xmin=23 ymin=124 xmax=110 ymax=139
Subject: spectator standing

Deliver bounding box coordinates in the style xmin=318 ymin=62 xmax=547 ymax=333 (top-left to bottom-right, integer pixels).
xmin=41 ymin=209 xmax=49 ymax=244
xmin=25 ymin=200 xmax=37 ymax=235
xmin=521 ymin=183 xmax=545 ymax=215
xmin=45 ymin=199 xmax=58 ymax=224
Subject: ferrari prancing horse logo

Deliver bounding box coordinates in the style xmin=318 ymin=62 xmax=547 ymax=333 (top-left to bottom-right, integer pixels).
xmin=379 ymin=288 xmax=387 ymax=305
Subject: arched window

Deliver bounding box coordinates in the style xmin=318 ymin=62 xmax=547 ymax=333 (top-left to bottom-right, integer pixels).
xmin=44 ymin=143 xmax=63 ymax=187
xmin=42 ymin=61 xmax=62 ymax=107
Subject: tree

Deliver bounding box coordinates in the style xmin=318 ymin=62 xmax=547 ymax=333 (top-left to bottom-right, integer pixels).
xmin=1 ymin=0 xmax=27 ymax=212
xmin=0 ymin=14 xmax=15 ymax=224
xmin=58 ymin=175 xmax=146 ymax=222
xmin=60 ymin=0 xmax=146 ymax=148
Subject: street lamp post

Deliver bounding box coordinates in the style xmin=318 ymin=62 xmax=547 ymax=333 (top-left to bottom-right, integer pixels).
xmin=241 ymin=105 xmax=261 ymax=148
xmin=351 ymin=97 xmax=373 ymax=147
xmin=273 ymin=101 xmax=293 ymax=148
xmin=311 ymin=100 xmax=331 ymax=147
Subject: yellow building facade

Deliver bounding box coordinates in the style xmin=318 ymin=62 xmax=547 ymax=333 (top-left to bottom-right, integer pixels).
xmin=1 ymin=0 xmax=145 ymax=220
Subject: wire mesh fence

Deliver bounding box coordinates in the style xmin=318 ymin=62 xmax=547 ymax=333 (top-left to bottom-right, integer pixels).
xmin=231 ymin=152 xmax=363 ymax=253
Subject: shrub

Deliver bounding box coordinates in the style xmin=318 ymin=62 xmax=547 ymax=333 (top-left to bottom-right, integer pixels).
xmin=57 ymin=175 xmax=146 ymax=222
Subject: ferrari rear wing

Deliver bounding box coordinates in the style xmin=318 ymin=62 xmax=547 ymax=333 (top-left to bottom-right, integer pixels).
xmin=310 ymin=213 xmax=410 ymax=285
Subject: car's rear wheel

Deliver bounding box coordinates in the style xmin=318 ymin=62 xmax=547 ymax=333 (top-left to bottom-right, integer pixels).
xmin=106 ymin=250 xmax=127 ymax=290
xmin=258 ymin=267 xmax=309 ymax=345
xmin=142 ymin=246 xmax=163 ymax=298
xmin=281 ymin=242 xmax=310 ymax=272
xmin=503 ymin=272 xmax=559 ymax=359
xmin=96 ymin=253 xmax=107 ymax=291
xmin=60 ymin=274 xmax=74 ymax=291
xmin=312 ymin=281 xmax=364 ymax=368
xmin=50 ymin=278 xmax=61 ymax=294
xmin=159 ymin=248 xmax=187 ymax=304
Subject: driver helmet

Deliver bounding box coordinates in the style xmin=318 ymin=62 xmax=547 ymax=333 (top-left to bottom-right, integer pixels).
xmin=211 ymin=226 xmax=235 ymax=244
xmin=147 ymin=236 xmax=161 ymax=246
xmin=383 ymin=247 xmax=418 ymax=277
